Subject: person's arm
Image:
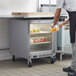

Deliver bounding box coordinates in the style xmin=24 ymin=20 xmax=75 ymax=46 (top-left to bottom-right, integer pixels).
xmin=52 ymin=0 xmax=65 ymax=27
xmin=53 ymin=8 xmax=61 ymax=26
xmin=58 ymin=19 xmax=69 ymax=27
xmin=61 ymin=19 xmax=69 ymax=25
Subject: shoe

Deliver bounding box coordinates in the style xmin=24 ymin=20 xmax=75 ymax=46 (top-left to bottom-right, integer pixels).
xmin=63 ymin=67 xmax=75 ymax=72
xmin=68 ymin=72 xmax=76 ymax=76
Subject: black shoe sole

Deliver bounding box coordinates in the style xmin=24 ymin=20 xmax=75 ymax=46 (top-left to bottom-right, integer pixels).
xmin=68 ymin=72 xmax=76 ymax=76
xmin=63 ymin=67 xmax=74 ymax=72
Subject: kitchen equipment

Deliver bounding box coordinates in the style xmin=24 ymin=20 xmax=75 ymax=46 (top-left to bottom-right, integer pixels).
xmin=9 ymin=12 xmax=57 ymax=67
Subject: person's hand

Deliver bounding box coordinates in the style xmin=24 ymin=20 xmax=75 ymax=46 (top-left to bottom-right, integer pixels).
xmin=51 ymin=23 xmax=55 ymax=28
xmin=58 ymin=24 xmax=63 ymax=28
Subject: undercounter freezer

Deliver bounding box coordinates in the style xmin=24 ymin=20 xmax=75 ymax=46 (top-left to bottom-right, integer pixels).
xmin=9 ymin=18 xmax=57 ymax=67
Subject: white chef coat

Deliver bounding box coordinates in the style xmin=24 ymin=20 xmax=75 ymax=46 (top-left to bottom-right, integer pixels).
xmin=57 ymin=0 xmax=76 ymax=11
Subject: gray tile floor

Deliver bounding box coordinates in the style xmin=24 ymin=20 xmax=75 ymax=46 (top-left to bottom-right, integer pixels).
xmin=0 ymin=58 xmax=72 ymax=76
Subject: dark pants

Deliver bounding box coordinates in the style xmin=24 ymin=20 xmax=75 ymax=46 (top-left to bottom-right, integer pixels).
xmin=68 ymin=12 xmax=76 ymax=71
xmin=68 ymin=11 xmax=76 ymax=43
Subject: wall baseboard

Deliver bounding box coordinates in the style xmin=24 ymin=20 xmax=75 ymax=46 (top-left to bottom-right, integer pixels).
xmin=0 ymin=50 xmax=12 ymax=60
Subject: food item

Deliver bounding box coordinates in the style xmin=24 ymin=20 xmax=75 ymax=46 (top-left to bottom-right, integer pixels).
xmin=30 ymin=28 xmax=40 ymax=33
xmin=33 ymin=29 xmax=37 ymax=32
xmin=34 ymin=39 xmax=40 ymax=43
xmin=30 ymin=39 xmax=33 ymax=43
xmin=50 ymin=28 xmax=53 ymax=32
xmin=30 ymin=25 xmax=40 ymax=33
xmin=37 ymin=29 xmax=40 ymax=32
xmin=40 ymin=37 xmax=47 ymax=42
xmin=30 ymin=29 xmax=33 ymax=33
xmin=53 ymin=27 xmax=56 ymax=31
xmin=32 ymin=37 xmax=47 ymax=43
xmin=50 ymin=25 xmax=59 ymax=32
xmin=33 ymin=29 xmax=40 ymax=32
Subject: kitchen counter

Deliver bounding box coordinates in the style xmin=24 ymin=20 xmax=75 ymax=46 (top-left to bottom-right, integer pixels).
xmin=0 ymin=12 xmax=68 ymax=20
xmin=12 ymin=12 xmax=68 ymax=19
xmin=0 ymin=12 xmax=54 ymax=19
xmin=0 ymin=15 xmax=54 ymax=20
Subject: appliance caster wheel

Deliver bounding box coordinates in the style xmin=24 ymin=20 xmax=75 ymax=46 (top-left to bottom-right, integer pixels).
xmin=12 ymin=55 xmax=15 ymax=61
xmin=50 ymin=56 xmax=56 ymax=64
xmin=28 ymin=59 xmax=32 ymax=67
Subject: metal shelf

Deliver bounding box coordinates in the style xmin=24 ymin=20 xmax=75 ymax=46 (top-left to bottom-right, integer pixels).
xmin=30 ymin=31 xmax=51 ymax=35
xmin=30 ymin=41 xmax=52 ymax=45
xmin=30 ymin=50 xmax=52 ymax=54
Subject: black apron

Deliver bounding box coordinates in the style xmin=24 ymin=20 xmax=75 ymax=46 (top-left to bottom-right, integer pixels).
xmin=67 ymin=11 xmax=76 ymax=43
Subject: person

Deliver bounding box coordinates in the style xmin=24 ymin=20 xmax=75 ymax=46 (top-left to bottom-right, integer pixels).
xmin=52 ymin=0 xmax=76 ymax=75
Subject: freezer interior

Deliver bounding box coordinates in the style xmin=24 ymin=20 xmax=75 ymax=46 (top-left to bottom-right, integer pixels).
xmin=30 ymin=23 xmax=52 ymax=52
